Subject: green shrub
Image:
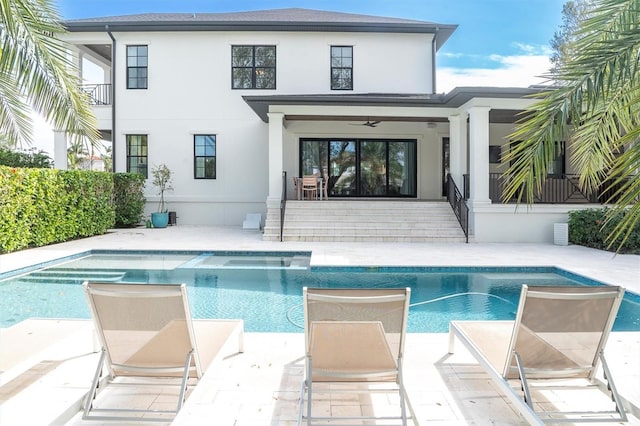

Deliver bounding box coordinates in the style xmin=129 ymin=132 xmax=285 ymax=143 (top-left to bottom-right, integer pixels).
xmin=0 ymin=147 xmax=53 ymax=168
xmin=569 ymin=208 xmax=640 ymax=254
xmin=0 ymin=166 xmax=115 ymax=253
xmin=113 ymin=173 xmax=146 ymax=227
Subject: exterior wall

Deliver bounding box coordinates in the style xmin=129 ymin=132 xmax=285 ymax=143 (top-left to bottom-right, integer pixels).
xmin=488 ymin=124 xmax=513 ymax=174
xmin=471 ymin=204 xmax=594 ymax=243
xmin=104 ymin=30 xmax=435 ymax=225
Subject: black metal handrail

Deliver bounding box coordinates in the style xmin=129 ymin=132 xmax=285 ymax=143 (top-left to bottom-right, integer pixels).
xmin=81 ymin=83 xmax=112 ymax=105
xmin=280 ymin=171 xmax=287 ymax=242
xmin=447 ymin=174 xmax=469 ymax=243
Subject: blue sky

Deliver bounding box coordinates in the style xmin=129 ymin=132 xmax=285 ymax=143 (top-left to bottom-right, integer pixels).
xmin=57 ymin=0 xmax=566 ymax=91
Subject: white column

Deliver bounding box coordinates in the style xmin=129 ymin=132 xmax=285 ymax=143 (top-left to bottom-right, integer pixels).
xmin=449 ymin=115 xmax=467 ymax=188
xmin=102 ymin=64 xmax=111 ymax=84
xmin=468 ymin=106 xmax=491 ymax=206
xmin=53 ymin=131 xmax=68 ymax=170
xmin=73 ymin=50 xmax=84 ymax=82
xmin=267 ymin=112 xmax=285 ymax=206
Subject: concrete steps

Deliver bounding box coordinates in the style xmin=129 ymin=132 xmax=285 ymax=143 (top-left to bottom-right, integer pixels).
xmin=263 ymin=200 xmax=466 ymax=242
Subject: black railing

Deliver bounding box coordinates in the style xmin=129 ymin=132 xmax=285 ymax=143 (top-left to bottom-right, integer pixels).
xmin=463 ymin=174 xmax=470 ymax=200
xmin=280 ymin=171 xmax=287 ymax=242
xmin=81 ymin=83 xmax=112 ymax=105
xmin=447 ymin=174 xmax=469 ymax=243
xmin=487 ymin=173 xmax=609 ymax=204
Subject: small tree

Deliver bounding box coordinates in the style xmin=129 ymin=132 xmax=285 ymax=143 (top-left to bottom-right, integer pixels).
xmin=151 ymin=164 xmax=173 ymax=212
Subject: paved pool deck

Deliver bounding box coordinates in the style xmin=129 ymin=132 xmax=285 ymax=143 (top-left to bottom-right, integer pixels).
xmin=0 ymin=226 xmax=638 ymax=425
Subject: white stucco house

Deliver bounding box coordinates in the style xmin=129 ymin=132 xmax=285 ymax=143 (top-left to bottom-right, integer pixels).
xmin=58 ymin=8 xmax=611 ymax=243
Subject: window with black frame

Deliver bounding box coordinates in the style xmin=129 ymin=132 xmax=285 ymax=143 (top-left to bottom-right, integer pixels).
xmin=231 ymin=45 xmax=276 ymax=89
xmin=194 ymin=135 xmax=216 ymax=179
xmin=126 ymin=45 xmax=148 ymax=89
xmin=300 ymin=138 xmax=416 ymax=197
xmin=330 ymin=46 xmax=353 ymax=90
xmin=126 ymin=135 xmax=148 ymax=177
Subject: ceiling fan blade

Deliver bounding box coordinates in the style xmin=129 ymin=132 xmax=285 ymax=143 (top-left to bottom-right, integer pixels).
xmin=347 ymin=120 xmax=381 ymax=127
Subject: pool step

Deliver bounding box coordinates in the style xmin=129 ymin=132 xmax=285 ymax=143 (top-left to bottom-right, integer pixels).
xmin=16 ymin=269 xmax=126 ymax=284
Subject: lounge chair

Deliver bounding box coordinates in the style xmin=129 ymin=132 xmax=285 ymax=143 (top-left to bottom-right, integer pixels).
xmin=82 ymin=282 xmax=244 ymax=422
xmin=448 ymin=284 xmax=627 ymax=424
xmin=298 ymin=287 xmax=414 ymax=425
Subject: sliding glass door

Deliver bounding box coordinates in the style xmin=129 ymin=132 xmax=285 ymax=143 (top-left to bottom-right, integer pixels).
xmin=300 ymin=138 xmax=416 ymax=198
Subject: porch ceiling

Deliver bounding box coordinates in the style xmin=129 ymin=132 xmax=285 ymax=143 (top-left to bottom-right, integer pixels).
xmin=284 ymin=115 xmax=449 ymax=123
xmin=85 ymin=44 xmax=112 ymax=62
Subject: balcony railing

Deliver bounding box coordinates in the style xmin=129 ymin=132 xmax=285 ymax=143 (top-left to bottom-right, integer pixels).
xmin=462 ymin=173 xmax=631 ymax=204
xmin=485 ymin=173 xmax=632 ymax=204
xmin=81 ymin=83 xmax=112 ymax=105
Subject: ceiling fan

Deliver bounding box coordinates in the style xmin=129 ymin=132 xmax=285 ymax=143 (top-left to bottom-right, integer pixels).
xmin=349 ymin=120 xmax=381 ymax=128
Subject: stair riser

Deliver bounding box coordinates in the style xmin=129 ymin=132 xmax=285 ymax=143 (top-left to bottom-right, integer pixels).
xmin=263 ymin=201 xmax=466 ymax=242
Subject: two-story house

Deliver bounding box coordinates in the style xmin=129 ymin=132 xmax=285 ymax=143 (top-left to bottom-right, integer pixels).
xmin=60 ymin=8 xmax=605 ymax=243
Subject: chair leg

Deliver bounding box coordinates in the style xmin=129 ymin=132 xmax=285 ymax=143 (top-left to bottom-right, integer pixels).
xmin=398 ymin=360 xmax=408 ymax=425
xmin=177 ymin=350 xmax=193 ymax=412
xmin=514 ymin=351 xmax=533 ymax=409
xmin=306 ymin=358 xmax=313 ymax=425
xmin=600 ymin=351 xmax=628 ymax=421
xmin=84 ymin=348 xmax=108 ymax=419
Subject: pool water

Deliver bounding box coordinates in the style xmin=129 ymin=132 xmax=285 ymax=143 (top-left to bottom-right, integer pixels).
xmin=1 ymin=251 xmax=639 ymax=332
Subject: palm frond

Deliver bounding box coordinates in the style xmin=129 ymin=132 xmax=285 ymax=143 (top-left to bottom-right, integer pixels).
xmin=0 ymin=0 xmax=99 ymax=147
xmin=504 ymin=0 xmax=640 ymax=250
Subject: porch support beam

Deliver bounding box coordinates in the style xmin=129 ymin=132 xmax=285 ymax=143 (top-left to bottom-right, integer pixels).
xmin=267 ymin=112 xmax=285 ymax=205
xmin=468 ymin=106 xmax=491 ymax=206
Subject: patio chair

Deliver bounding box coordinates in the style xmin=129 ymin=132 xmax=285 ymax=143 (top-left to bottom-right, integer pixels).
xmin=301 ymin=175 xmax=318 ymax=200
xmin=448 ymin=284 xmax=627 ymax=424
xmin=298 ymin=287 xmax=414 ymax=425
xmin=82 ymin=282 xmax=244 ymax=422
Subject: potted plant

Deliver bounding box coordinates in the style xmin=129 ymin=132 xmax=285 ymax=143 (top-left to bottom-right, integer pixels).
xmin=150 ymin=163 xmax=173 ymax=228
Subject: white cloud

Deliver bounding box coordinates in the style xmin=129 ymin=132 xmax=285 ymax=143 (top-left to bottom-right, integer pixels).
xmin=436 ymin=53 xmax=553 ymax=93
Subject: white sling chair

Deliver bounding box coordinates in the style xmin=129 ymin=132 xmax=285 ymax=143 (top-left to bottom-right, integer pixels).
xmin=83 ymin=282 xmax=244 ymax=422
xmin=298 ymin=287 xmax=414 ymax=425
xmin=449 ymin=284 xmax=627 ymax=424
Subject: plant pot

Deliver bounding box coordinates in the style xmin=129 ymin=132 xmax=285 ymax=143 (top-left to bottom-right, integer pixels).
xmin=151 ymin=212 xmax=169 ymax=228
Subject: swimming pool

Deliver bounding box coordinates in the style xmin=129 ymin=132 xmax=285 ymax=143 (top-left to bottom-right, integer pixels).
xmin=1 ymin=250 xmax=639 ymax=332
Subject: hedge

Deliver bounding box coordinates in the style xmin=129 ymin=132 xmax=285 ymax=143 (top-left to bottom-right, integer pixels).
xmin=0 ymin=166 xmax=115 ymax=253
xmin=569 ymin=208 xmax=640 ymax=254
xmin=113 ymin=173 xmax=146 ymax=227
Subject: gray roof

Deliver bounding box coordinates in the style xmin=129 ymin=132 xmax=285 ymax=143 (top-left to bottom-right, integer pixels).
xmin=64 ymin=8 xmax=457 ymax=50
xmin=242 ymin=87 xmax=546 ymax=122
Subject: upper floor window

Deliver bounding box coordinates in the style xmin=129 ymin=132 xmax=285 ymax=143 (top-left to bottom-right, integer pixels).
xmin=126 ymin=134 xmax=148 ymax=178
xmin=331 ymin=46 xmax=353 ymax=90
xmin=194 ymin=135 xmax=216 ymax=179
xmin=231 ymin=45 xmax=276 ymax=89
xmin=127 ymin=45 xmax=148 ymax=89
